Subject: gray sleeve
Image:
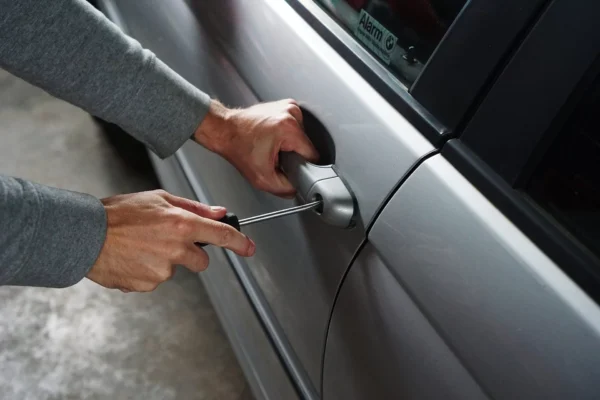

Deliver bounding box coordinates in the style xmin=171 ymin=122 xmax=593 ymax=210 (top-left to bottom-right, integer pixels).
xmin=0 ymin=0 xmax=210 ymax=287
xmin=0 ymin=176 xmax=107 ymax=288
xmin=0 ymin=0 xmax=211 ymax=158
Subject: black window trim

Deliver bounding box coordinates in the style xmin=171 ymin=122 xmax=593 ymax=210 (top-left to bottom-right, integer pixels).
xmin=411 ymin=0 xmax=550 ymax=131
xmin=460 ymin=0 xmax=600 ymax=187
xmin=284 ymin=0 xmax=549 ymax=145
xmin=451 ymin=0 xmax=600 ymax=302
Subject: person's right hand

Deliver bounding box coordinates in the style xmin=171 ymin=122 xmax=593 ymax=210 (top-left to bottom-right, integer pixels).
xmin=86 ymin=190 xmax=255 ymax=293
xmin=193 ymin=99 xmax=319 ymax=198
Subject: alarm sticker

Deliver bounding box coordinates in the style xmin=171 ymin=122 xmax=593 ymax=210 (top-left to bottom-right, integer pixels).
xmin=354 ymin=10 xmax=397 ymax=65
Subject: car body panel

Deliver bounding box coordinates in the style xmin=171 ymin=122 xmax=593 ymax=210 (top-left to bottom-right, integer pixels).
xmin=100 ymin=0 xmax=434 ymax=395
xmin=359 ymin=154 xmax=600 ymax=399
xmin=323 ymin=241 xmax=488 ymax=399
xmin=149 ymin=153 xmax=298 ymax=400
xmin=182 ymin=0 xmax=435 ymax=228
xmin=96 ymin=1 xmax=600 ymax=399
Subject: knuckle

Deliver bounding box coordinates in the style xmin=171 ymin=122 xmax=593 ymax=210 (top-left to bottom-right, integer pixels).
xmin=276 ymin=114 xmax=296 ymax=127
xmin=218 ymin=225 xmax=234 ymax=246
xmin=169 ymin=245 xmax=188 ymax=262
xmin=174 ymin=219 xmax=192 ymax=236
xmin=168 ymin=212 xmax=192 ymax=236
xmin=284 ymin=114 xmax=297 ymax=125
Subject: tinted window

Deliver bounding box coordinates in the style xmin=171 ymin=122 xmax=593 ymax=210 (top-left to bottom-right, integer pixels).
xmin=527 ymin=73 xmax=600 ymax=256
xmin=317 ymin=0 xmax=467 ymax=85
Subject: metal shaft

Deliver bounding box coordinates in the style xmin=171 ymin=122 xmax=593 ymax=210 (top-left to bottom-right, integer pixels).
xmin=238 ymin=200 xmax=322 ymax=227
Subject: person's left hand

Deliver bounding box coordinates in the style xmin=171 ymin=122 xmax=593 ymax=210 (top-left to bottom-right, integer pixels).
xmin=193 ymin=99 xmax=319 ymax=198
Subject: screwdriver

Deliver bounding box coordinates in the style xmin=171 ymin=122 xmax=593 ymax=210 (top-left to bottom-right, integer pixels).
xmin=196 ymin=200 xmax=322 ymax=247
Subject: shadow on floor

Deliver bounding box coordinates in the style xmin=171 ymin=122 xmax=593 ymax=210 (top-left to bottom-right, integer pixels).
xmin=0 ymin=69 xmax=252 ymax=400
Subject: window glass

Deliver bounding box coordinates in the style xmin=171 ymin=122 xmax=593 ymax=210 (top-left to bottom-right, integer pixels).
xmin=527 ymin=73 xmax=600 ymax=256
xmin=317 ymin=0 xmax=467 ymax=85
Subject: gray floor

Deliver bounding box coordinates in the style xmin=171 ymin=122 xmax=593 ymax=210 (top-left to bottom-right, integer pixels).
xmin=0 ymin=69 xmax=252 ymax=400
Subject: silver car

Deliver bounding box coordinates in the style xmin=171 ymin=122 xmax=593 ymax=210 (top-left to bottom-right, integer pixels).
xmin=96 ymin=0 xmax=600 ymax=399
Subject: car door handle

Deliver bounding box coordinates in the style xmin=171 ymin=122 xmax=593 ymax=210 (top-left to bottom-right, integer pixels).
xmin=280 ymin=152 xmax=355 ymax=228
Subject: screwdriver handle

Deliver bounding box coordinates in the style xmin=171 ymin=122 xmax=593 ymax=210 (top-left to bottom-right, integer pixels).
xmin=195 ymin=212 xmax=241 ymax=248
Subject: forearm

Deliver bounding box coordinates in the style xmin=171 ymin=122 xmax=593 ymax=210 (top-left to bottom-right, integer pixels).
xmin=0 ymin=176 xmax=106 ymax=287
xmin=0 ymin=0 xmax=210 ymax=158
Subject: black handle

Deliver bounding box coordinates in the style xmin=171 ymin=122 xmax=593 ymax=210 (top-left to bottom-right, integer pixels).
xmin=195 ymin=212 xmax=241 ymax=248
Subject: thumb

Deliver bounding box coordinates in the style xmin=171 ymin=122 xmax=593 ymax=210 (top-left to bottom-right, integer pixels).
xmin=163 ymin=193 xmax=228 ymax=220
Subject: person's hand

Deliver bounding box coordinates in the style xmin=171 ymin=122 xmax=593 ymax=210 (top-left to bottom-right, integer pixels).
xmin=86 ymin=190 xmax=255 ymax=293
xmin=193 ymin=99 xmax=319 ymax=198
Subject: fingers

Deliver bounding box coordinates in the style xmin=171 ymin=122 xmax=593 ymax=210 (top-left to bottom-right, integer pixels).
xmin=247 ymin=168 xmax=296 ymax=199
xmin=160 ymin=191 xmax=227 ymax=220
xmin=121 ymin=248 xmax=209 ymax=293
xmin=286 ymin=102 xmax=303 ymax=125
xmin=279 ymin=129 xmax=320 ymax=164
xmin=123 ymin=280 xmax=161 ymax=293
xmin=268 ymin=169 xmax=296 ymax=198
xmin=288 ymin=134 xmax=320 ymax=163
xmin=118 ymin=265 xmax=175 ymax=293
xmin=179 ymin=244 xmax=210 ymax=273
xmin=191 ymin=216 xmax=256 ymax=257
xmin=279 ymin=102 xmax=320 ymax=164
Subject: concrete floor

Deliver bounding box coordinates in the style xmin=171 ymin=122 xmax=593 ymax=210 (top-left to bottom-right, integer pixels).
xmin=0 ymin=69 xmax=252 ymax=400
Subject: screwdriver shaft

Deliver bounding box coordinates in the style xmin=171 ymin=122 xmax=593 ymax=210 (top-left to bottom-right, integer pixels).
xmin=239 ymin=200 xmax=322 ymax=227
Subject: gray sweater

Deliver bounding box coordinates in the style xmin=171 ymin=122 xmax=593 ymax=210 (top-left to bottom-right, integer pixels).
xmin=0 ymin=0 xmax=211 ymax=287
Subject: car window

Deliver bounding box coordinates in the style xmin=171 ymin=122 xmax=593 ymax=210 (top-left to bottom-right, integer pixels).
xmin=526 ymin=72 xmax=600 ymax=257
xmin=316 ymin=0 xmax=467 ymax=85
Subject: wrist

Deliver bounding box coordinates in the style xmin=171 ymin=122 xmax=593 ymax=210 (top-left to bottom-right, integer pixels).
xmin=193 ymin=100 xmax=236 ymax=155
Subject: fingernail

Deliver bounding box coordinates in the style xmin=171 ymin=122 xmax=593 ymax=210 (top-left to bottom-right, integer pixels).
xmin=210 ymin=206 xmax=226 ymax=212
xmin=248 ymin=239 xmax=256 ymax=256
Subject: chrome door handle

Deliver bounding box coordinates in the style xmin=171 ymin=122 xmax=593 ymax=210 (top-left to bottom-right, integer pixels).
xmin=280 ymin=152 xmax=355 ymax=228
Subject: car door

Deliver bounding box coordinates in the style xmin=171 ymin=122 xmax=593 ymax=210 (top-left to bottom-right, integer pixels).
xmin=98 ymin=1 xmax=432 ymax=396
xmin=97 ymin=0 xmax=552 ymax=398
xmin=323 ymin=0 xmax=600 ymax=398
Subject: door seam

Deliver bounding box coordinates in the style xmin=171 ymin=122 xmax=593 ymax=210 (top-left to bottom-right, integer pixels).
xmin=319 ymin=148 xmax=439 ymax=396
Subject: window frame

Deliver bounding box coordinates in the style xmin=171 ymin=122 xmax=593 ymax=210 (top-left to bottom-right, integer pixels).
xmin=284 ymin=0 xmax=550 ymax=144
xmin=411 ymin=0 xmax=550 ymax=130
xmin=448 ymin=0 xmax=600 ymax=301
